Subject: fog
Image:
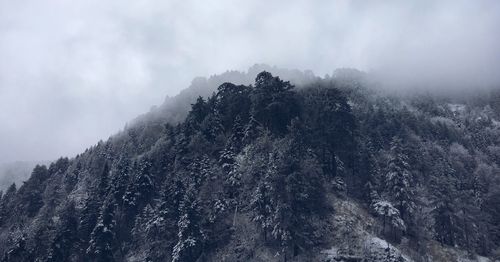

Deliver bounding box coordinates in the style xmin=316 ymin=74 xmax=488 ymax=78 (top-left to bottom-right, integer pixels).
xmin=1 ymin=0 xmax=499 ymax=164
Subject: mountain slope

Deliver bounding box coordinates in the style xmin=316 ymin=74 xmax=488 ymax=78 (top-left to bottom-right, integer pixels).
xmin=0 ymin=68 xmax=500 ymax=262
xmin=0 ymin=161 xmax=50 ymax=191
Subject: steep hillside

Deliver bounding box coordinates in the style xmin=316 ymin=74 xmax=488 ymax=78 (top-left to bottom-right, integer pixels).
xmin=1 ymin=69 xmax=500 ymax=262
xmin=0 ymin=161 xmax=50 ymax=191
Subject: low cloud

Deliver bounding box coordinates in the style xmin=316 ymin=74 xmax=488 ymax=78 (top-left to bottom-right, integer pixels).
xmin=0 ymin=0 xmax=499 ymax=163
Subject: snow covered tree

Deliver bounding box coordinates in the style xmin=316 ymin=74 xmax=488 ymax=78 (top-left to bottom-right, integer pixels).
xmin=1 ymin=233 xmax=31 ymax=262
xmin=228 ymin=115 xmax=244 ymax=151
xmin=0 ymin=184 xmax=16 ymax=226
xmin=301 ymin=86 xmax=355 ymax=179
xmin=385 ymin=137 xmax=415 ymax=221
xmin=214 ymin=82 xmax=252 ymax=130
xmin=249 ymin=130 xmax=326 ymax=259
xmin=122 ymin=159 xmax=153 ymax=214
xmin=78 ymin=195 xmax=100 ymax=255
xmin=200 ymin=104 xmax=224 ymax=141
xmin=109 ymin=157 xmax=131 ymax=204
xmin=160 ymin=180 xmax=185 ymax=222
xmin=17 ymin=165 xmax=49 ymax=217
xmin=47 ymin=202 xmax=78 ymax=262
xmin=186 ymin=155 xmax=212 ymax=189
xmin=219 ymin=115 xmax=245 ymax=195
xmin=86 ymin=201 xmax=116 ymax=262
xmin=250 ymin=71 xmax=300 ymax=135
xmin=372 ymin=199 xmax=406 ymax=236
xmin=131 ymin=204 xmax=157 ymax=241
xmin=187 ymin=96 xmax=209 ymax=126
xmin=242 ymin=114 xmax=261 ymax=145
xmin=135 ymin=160 xmax=154 ymax=201
xmin=274 ymin=144 xmax=326 ymax=258
xmin=250 ymin=161 xmax=274 ymax=241
xmin=171 ymin=188 xmax=203 ymax=262
xmin=97 ymin=162 xmax=110 ymax=197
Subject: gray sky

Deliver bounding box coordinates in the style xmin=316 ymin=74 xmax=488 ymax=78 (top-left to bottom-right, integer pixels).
xmin=1 ymin=0 xmax=499 ymax=164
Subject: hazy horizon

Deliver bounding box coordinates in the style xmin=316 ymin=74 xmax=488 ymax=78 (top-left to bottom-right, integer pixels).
xmin=1 ymin=0 xmax=500 ymax=164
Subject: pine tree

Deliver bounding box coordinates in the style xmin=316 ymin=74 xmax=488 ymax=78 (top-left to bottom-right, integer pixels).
xmin=0 ymin=184 xmax=16 ymax=226
xmin=250 ymin=130 xmax=326 ymax=259
xmin=159 ymin=180 xmax=185 ymax=223
xmin=371 ymin=199 xmax=406 ymax=237
xmin=122 ymin=159 xmax=153 ymax=214
xmin=98 ymin=162 xmax=110 ymax=197
xmin=18 ymin=165 xmax=49 ymax=217
xmin=219 ymin=115 xmax=245 ymax=192
xmin=171 ymin=188 xmax=203 ymax=262
xmin=109 ymin=157 xmax=131 ymax=204
xmin=250 ymin=71 xmax=299 ymax=135
xmin=135 ymin=160 xmax=154 ymax=202
xmin=428 ymin=156 xmax=460 ymax=247
xmin=301 ymin=86 xmax=354 ymax=178
xmin=250 ymin=161 xmax=274 ymax=241
xmin=47 ymin=202 xmax=78 ymax=262
xmin=200 ymin=103 xmax=224 ymax=141
xmin=272 ymin=137 xmax=326 ymax=258
xmin=385 ymin=137 xmax=415 ymax=221
xmin=86 ymin=201 xmax=116 ymax=262
xmin=188 ymin=96 xmax=209 ymax=125
xmin=131 ymin=204 xmax=156 ymax=240
xmin=243 ymin=114 xmax=261 ymax=145
xmin=78 ymin=196 xmax=100 ymax=255
xmin=1 ymin=233 xmax=31 ymax=262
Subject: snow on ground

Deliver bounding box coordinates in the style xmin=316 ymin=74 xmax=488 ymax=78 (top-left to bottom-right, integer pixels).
xmin=491 ymin=119 xmax=500 ymax=127
xmin=456 ymin=254 xmax=492 ymax=262
xmin=448 ymin=103 xmax=466 ymax=113
xmin=430 ymin=116 xmax=456 ymax=126
xmin=364 ymin=236 xmax=412 ymax=262
xmin=320 ymin=247 xmax=338 ymax=258
xmin=321 ymin=235 xmax=412 ymax=262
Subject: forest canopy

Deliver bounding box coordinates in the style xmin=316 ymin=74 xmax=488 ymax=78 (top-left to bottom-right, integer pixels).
xmin=1 ymin=71 xmax=500 ymax=261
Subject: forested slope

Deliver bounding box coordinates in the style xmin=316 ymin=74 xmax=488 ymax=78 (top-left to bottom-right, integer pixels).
xmin=1 ymin=68 xmax=500 ymax=262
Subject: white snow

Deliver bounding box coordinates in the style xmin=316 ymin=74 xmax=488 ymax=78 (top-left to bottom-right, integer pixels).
xmin=448 ymin=103 xmax=466 ymax=113
xmin=320 ymin=246 xmax=338 ymax=258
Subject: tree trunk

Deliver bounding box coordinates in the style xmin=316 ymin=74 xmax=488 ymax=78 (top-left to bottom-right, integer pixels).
xmin=232 ymin=206 xmax=238 ymax=227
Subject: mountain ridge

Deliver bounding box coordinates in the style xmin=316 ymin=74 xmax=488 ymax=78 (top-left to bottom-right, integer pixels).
xmin=0 ymin=67 xmax=499 ymax=261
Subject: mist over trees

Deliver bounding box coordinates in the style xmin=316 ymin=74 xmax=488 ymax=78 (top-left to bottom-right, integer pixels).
xmin=0 ymin=161 xmax=50 ymax=192
xmin=1 ymin=68 xmax=500 ymax=261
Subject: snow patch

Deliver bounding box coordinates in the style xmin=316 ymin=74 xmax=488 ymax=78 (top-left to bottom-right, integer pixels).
xmin=448 ymin=103 xmax=466 ymax=113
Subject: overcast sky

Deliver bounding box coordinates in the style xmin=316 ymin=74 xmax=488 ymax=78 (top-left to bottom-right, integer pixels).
xmin=1 ymin=0 xmax=499 ymax=164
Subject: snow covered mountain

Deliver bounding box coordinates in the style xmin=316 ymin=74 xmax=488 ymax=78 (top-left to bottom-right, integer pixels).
xmin=1 ymin=67 xmax=499 ymax=261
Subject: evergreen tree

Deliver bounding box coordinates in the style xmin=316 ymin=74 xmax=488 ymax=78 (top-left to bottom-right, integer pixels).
xmin=214 ymin=82 xmax=252 ymax=130
xmin=385 ymin=137 xmax=415 ymax=221
xmin=109 ymin=157 xmax=131 ymax=204
xmin=250 ymin=127 xmax=326 ymax=259
xmin=242 ymin=114 xmax=261 ymax=145
xmin=86 ymin=201 xmax=116 ymax=262
xmin=1 ymin=233 xmax=31 ymax=262
xmin=0 ymin=184 xmax=16 ymax=226
xmin=429 ymin=165 xmax=460 ymax=247
xmin=250 ymin=160 xmax=274 ymax=241
xmin=18 ymin=165 xmax=49 ymax=217
xmin=122 ymin=159 xmax=153 ymax=214
xmin=47 ymin=202 xmax=78 ymax=262
xmin=188 ymin=96 xmax=209 ymax=125
xmin=219 ymin=115 xmax=245 ymax=193
xmin=159 ymin=180 xmax=185 ymax=223
xmin=78 ymin=196 xmax=100 ymax=256
xmin=301 ymin=86 xmax=355 ymax=178
xmin=171 ymin=188 xmax=203 ymax=262
xmin=250 ymin=71 xmax=300 ymax=135
xmin=371 ymin=199 xmax=406 ymax=238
